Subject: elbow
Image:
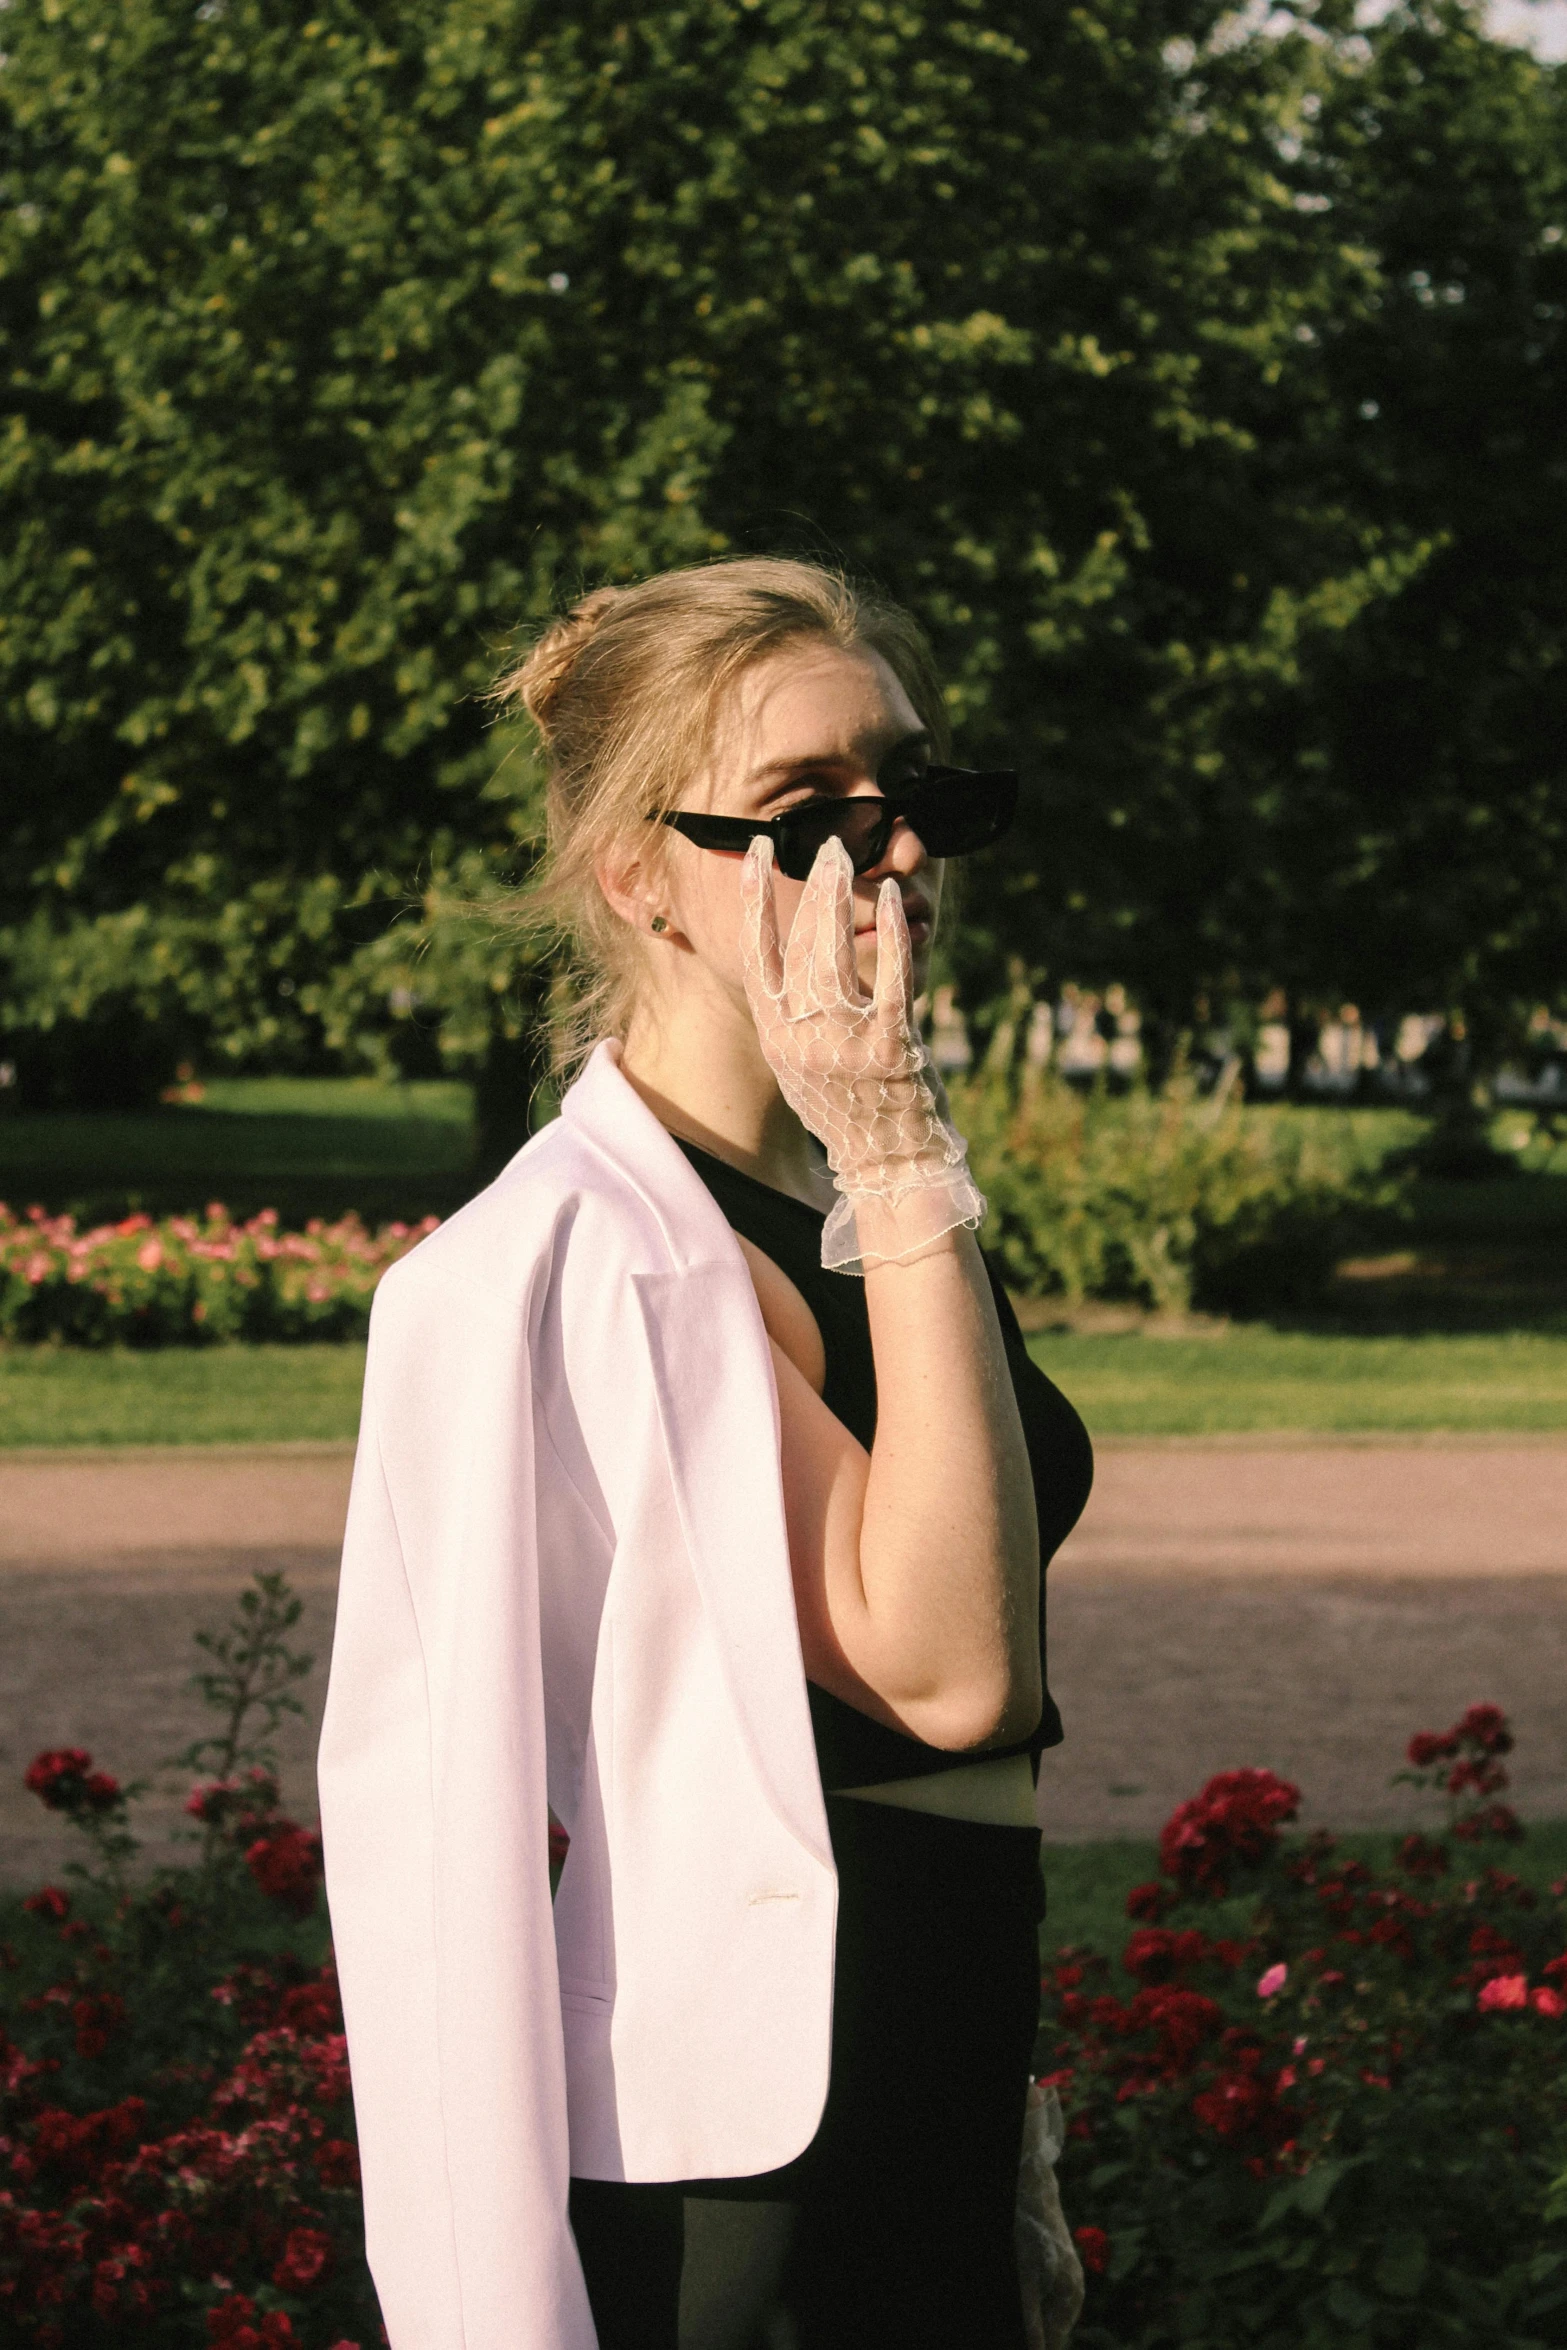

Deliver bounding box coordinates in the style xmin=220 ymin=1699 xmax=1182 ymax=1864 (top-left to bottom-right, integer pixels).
xmin=914 ymin=1662 xmax=1044 ymax=1755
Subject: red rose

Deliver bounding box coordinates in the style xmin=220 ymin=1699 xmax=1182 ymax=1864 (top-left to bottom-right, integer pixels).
xmin=72 ymin=1992 xmax=127 ymax=2060
xmin=1123 ymin=1927 xmax=1212 ymax=1987
xmin=207 ymin=2294 xmax=297 ymax=2348
xmin=1192 ymin=2067 xmax=1276 ymax=2139
xmin=1127 ymin=1985 xmax=1225 ymax=2075
xmin=1125 ymin=1880 xmax=1174 ymax=1923
xmin=1453 ymin=1802 xmax=1522 ymax=1844
xmin=1158 ymin=1769 xmax=1300 ymax=1898
xmin=1073 ymin=2224 xmax=1110 ymax=2276
xmin=1457 ymin=1703 xmax=1512 ymax=1755
xmin=23 ymin=1886 xmax=71 ymax=1922
xmin=272 ymin=2224 xmax=335 ymax=2293
xmin=245 ymin=1824 xmax=324 ymax=1918
xmin=279 ymin=1975 xmax=343 ymax=2037
xmin=315 ymin=2136 xmax=362 ymax=2190
xmin=1406 ymin=1730 xmax=1459 ymax=1767
xmin=1396 ymin=1833 xmax=1448 ymax=1880
xmin=24 ymin=1748 xmax=122 ymax=1814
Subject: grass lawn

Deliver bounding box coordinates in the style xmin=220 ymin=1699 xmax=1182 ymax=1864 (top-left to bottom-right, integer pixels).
xmin=6 ymin=1324 xmax=1567 ymax=1448
xmin=0 ymin=1344 xmax=366 ymax=1449
xmin=0 ymin=1076 xmax=477 ymax=1228
xmin=1027 ymin=1326 xmax=1567 ymax=1435
xmin=3 ymin=1078 xmax=1567 ymax=1444
xmin=1040 ymin=1820 xmax=1567 ymax=1974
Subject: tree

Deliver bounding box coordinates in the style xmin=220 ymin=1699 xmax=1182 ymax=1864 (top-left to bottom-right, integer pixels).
xmin=1 ymin=1 xmax=1561 ymax=1112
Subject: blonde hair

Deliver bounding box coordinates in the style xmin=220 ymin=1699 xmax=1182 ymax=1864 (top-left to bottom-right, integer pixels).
xmin=494 ymin=556 xmax=950 ymax=1079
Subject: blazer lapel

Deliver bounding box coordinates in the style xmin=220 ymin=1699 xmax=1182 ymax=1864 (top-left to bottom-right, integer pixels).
xmin=562 ymin=1047 xmax=832 ymax=1871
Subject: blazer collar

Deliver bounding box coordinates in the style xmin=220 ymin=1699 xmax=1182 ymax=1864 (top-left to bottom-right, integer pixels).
xmin=560 ymin=1040 xmax=747 ymax=1271
xmin=560 ymin=1042 xmax=832 ymax=1870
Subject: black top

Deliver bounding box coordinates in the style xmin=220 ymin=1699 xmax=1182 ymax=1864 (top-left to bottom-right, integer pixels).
xmin=676 ymin=1140 xmax=1094 ymax=1792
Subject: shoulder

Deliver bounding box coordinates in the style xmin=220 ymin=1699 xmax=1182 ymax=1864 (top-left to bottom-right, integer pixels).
xmin=371 ymin=1115 xmax=669 ymax=1335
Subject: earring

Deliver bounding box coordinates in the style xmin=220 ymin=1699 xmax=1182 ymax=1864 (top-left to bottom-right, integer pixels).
xmin=650 ymin=915 xmax=668 ymax=934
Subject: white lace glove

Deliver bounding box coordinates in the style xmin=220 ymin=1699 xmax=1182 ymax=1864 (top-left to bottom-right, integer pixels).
xmin=740 ymin=833 xmax=986 ymax=1273
xmin=1016 ymin=2083 xmax=1086 ymax=2350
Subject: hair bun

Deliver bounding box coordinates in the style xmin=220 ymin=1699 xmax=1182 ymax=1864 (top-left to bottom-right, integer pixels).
xmin=503 ymin=587 xmax=625 ymax=745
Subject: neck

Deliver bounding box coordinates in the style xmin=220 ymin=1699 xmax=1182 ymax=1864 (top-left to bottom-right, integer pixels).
xmin=618 ymin=976 xmax=821 ymax=1206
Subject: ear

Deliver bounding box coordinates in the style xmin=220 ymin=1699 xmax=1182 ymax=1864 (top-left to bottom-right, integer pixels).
xmin=594 ymin=846 xmax=680 ymax=942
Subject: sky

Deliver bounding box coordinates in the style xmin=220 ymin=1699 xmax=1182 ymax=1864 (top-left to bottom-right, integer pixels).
xmin=1486 ymin=0 xmax=1567 ymax=58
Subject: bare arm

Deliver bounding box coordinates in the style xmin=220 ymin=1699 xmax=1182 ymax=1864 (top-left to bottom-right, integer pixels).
xmin=742 ymin=1230 xmax=1040 ymax=1752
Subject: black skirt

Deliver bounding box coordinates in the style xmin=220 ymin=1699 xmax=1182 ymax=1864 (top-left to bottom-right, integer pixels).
xmin=569 ymin=1794 xmax=1045 ymax=2350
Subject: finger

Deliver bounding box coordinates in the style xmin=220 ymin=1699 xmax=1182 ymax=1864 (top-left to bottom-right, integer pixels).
xmin=741 ymin=835 xmax=784 ymax=1003
xmin=801 ymin=834 xmax=865 ymax=1009
xmin=871 ymin=876 xmax=914 ymax=1033
xmin=781 ymin=833 xmax=833 ymax=1002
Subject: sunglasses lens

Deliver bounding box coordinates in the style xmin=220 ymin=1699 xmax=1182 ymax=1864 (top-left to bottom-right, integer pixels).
xmin=774 ymin=798 xmax=889 ymax=882
xmin=770 ymin=771 xmax=1017 ymax=879
xmin=898 ymin=770 xmax=1017 ymax=857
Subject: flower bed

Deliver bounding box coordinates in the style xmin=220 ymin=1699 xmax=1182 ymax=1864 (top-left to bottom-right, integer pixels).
xmin=0 ymin=1573 xmax=376 ymax=2346
xmin=1044 ymin=1708 xmax=1567 ymax=2348
xmin=0 ymin=1206 xmax=436 ymax=1347
xmin=4 ymin=1577 xmax=1564 ymax=2347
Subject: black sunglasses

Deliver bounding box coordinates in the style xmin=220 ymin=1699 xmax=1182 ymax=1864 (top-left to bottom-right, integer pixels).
xmin=652 ymin=765 xmax=1017 ymax=883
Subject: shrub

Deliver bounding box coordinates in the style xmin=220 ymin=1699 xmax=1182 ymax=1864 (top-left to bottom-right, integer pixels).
xmin=8 ymin=1579 xmax=1563 ymax=2348
xmin=0 ymin=1204 xmax=436 ymax=1348
xmin=0 ymin=1572 xmax=377 ymax=2347
xmin=951 ymin=1066 xmax=1407 ymax=1317
xmin=1041 ymin=1707 xmax=1567 ymax=2350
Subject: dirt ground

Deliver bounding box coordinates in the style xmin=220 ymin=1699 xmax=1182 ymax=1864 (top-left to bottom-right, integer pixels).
xmin=2 ymin=1439 xmax=1563 ymax=1883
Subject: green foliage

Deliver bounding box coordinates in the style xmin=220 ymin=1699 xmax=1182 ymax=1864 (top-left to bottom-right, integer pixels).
xmin=175 ymin=1570 xmax=314 ymax=1788
xmin=2 ymin=2 xmax=1563 ymax=1099
xmin=954 ymin=1067 xmax=1405 ymax=1315
xmin=0 ymin=1073 xmax=476 ymax=1227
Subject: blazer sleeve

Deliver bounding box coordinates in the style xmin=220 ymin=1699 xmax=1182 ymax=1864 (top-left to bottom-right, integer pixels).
xmin=317 ymin=1249 xmax=598 ymax=2350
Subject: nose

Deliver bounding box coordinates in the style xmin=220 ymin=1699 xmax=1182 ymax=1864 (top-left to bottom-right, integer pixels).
xmin=862 ymin=814 xmax=931 ymax=883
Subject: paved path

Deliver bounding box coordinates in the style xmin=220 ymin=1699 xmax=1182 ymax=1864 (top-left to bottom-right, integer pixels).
xmin=1 ymin=1441 xmax=1563 ymax=1882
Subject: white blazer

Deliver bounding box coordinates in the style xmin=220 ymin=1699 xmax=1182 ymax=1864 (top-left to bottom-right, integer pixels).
xmin=318 ymin=1040 xmax=838 ymax=2350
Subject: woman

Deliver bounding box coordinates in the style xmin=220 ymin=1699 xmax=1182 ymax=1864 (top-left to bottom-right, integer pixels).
xmin=319 ymin=557 xmax=1093 ymax=2350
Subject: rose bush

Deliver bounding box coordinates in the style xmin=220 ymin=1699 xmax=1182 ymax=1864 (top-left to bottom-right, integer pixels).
xmin=7 ymin=1573 xmax=1564 ymax=2347
xmin=0 ymin=1574 xmax=375 ymax=2346
xmin=1041 ymin=1708 xmax=1567 ymax=2349
xmin=0 ymin=1205 xmax=436 ymax=1347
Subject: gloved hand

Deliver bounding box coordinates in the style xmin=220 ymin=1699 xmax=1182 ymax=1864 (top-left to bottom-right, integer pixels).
xmin=740 ymin=832 xmax=986 ymax=1273
xmin=1016 ymin=2082 xmax=1086 ymax=2350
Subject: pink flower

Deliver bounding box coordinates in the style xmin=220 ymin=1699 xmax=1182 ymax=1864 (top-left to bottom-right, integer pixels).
xmin=1476 ymin=1974 xmax=1529 ymax=2012
xmin=136 ymin=1238 xmax=163 ymax=1272
xmin=1256 ymin=1963 xmax=1288 ymax=1999
xmin=1531 ymin=1986 xmax=1566 ymax=2018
